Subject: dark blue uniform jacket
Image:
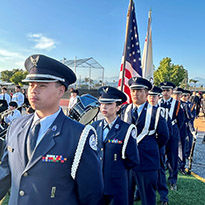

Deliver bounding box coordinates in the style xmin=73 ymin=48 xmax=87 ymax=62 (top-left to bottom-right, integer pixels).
xmin=92 ymin=117 xmax=139 ymax=195
xmin=0 ymin=110 xmax=103 ymax=205
xmin=121 ymin=102 xmax=169 ymax=171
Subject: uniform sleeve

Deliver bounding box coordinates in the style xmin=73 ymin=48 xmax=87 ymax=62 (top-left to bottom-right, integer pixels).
xmin=19 ymin=93 xmax=25 ymax=107
xmin=166 ymin=116 xmax=173 ymax=138
xmin=177 ymin=106 xmax=185 ymax=130
xmin=0 ymin=139 xmax=11 ymax=200
xmin=124 ymin=127 xmax=140 ymax=169
xmin=74 ymin=128 xmax=103 ymax=205
xmin=4 ymin=115 xmax=10 ymax=124
xmin=156 ymin=115 xmax=169 ymax=148
xmin=7 ymin=94 xmax=11 ymax=104
xmin=119 ymin=104 xmax=128 ymax=120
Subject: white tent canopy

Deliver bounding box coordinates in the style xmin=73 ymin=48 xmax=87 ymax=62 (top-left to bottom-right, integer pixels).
xmin=61 ymin=57 xmax=104 ymax=88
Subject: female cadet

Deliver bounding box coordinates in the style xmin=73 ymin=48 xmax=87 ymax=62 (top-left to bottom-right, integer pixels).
xmin=92 ymin=86 xmax=139 ymax=205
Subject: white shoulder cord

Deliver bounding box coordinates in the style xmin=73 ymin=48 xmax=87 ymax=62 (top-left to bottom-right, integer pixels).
xmin=122 ymin=124 xmax=137 ymax=159
xmin=71 ymin=125 xmax=97 ymax=180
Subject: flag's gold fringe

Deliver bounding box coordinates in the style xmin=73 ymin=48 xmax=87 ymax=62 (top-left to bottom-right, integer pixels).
xmin=185 ymin=168 xmax=205 ymax=183
xmin=0 ymin=196 xmax=6 ymax=204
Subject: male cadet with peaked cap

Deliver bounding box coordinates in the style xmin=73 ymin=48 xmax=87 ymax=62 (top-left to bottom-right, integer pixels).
xmin=92 ymin=86 xmax=139 ymax=205
xmin=173 ymin=87 xmax=187 ymax=174
xmin=148 ymin=86 xmax=170 ymax=205
xmin=182 ymin=90 xmax=196 ymax=159
xmin=159 ymin=82 xmax=184 ymax=190
xmin=0 ymin=54 xmax=103 ymax=205
xmin=121 ymin=77 xmax=169 ymax=205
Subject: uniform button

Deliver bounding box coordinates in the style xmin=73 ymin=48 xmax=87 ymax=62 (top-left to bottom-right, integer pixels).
xmin=23 ymin=172 xmax=28 ymax=177
xmin=101 ymin=148 xmax=103 ymax=151
xmin=19 ymin=190 xmax=25 ymax=196
xmin=100 ymin=157 xmax=102 ymax=160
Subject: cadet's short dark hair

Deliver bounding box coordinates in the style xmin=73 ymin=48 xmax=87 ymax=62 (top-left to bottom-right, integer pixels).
xmin=9 ymin=101 xmax=18 ymax=108
xmin=1 ymin=87 xmax=7 ymax=91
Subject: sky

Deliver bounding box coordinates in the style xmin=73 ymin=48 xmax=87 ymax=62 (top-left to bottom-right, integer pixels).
xmin=0 ymin=0 xmax=205 ymax=83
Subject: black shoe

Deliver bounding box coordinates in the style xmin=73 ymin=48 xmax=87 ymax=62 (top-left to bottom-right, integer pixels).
xmin=160 ymin=201 xmax=168 ymax=205
xmin=134 ymin=192 xmax=141 ymax=201
xmin=170 ymin=183 xmax=177 ymax=191
xmin=180 ymin=169 xmax=187 ymax=175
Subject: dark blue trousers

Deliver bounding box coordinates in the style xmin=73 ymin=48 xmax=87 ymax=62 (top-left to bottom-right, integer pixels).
xmin=166 ymin=125 xmax=180 ymax=184
xmin=185 ymin=128 xmax=193 ymax=158
xmin=135 ymin=170 xmax=158 ymax=205
xmin=103 ymin=193 xmax=128 ymax=205
xmin=127 ymin=169 xmax=136 ymax=205
xmin=157 ymin=146 xmax=168 ymax=202
xmin=178 ymin=123 xmax=187 ymax=170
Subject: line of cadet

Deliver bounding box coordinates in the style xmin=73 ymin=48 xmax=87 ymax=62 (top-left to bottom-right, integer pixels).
xmin=120 ymin=79 xmax=197 ymax=205
xmin=0 ymin=54 xmax=197 ymax=205
xmin=93 ymin=78 xmax=196 ymax=205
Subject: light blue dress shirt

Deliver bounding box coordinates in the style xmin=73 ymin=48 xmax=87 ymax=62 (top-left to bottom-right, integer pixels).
xmin=134 ymin=102 xmax=146 ymax=117
xmin=12 ymin=92 xmax=24 ymax=107
xmin=0 ymin=93 xmax=11 ymax=105
xmin=103 ymin=116 xmax=118 ymax=141
xmin=32 ymin=108 xmax=61 ymax=146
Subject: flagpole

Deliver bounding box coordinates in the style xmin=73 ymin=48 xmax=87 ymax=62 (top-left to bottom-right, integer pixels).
xmin=142 ymin=9 xmax=152 ymax=79
xmin=120 ymin=0 xmax=133 ymax=91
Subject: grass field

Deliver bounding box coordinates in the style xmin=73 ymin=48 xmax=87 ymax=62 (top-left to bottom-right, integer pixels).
xmin=135 ymin=172 xmax=205 ymax=205
xmin=1 ymin=172 xmax=204 ymax=205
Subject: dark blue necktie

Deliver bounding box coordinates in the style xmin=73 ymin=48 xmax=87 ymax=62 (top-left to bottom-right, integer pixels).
xmin=162 ymin=101 xmax=169 ymax=109
xmin=27 ymin=120 xmax=41 ymax=160
xmin=132 ymin=107 xmax=138 ymax=123
xmin=103 ymin=124 xmax=110 ymax=142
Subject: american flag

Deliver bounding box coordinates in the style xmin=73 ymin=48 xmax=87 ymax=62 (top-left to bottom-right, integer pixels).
xmin=118 ymin=1 xmax=142 ymax=103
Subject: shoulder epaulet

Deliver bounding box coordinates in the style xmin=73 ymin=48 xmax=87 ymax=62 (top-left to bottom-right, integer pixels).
xmin=122 ymin=124 xmax=137 ymax=159
xmin=71 ymin=125 xmax=97 ymax=180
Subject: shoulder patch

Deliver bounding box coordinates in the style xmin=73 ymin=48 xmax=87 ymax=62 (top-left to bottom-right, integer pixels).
xmin=89 ymin=134 xmax=97 ymax=151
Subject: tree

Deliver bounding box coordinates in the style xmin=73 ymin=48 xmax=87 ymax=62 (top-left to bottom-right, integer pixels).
xmin=0 ymin=69 xmax=28 ymax=85
xmin=189 ymin=79 xmax=199 ymax=91
xmin=180 ymin=70 xmax=189 ymax=88
xmin=154 ymin=57 xmax=188 ymax=86
xmin=1 ymin=70 xmax=15 ymax=82
xmin=10 ymin=71 xmax=28 ymax=86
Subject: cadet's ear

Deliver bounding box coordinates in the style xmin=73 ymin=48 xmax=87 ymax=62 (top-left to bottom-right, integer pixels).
xmin=116 ymin=104 xmax=121 ymax=112
xmin=58 ymin=85 xmax=65 ymax=97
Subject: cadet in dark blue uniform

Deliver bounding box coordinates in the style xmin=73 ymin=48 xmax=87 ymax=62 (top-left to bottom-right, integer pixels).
xmin=159 ymin=82 xmax=185 ymax=190
xmin=92 ymin=86 xmax=139 ymax=205
xmin=181 ymin=90 xmax=196 ymax=159
xmin=172 ymin=87 xmax=188 ymax=175
xmin=0 ymin=54 xmax=103 ymax=205
xmin=148 ymin=86 xmax=169 ymax=205
xmin=121 ymin=78 xmax=169 ymax=205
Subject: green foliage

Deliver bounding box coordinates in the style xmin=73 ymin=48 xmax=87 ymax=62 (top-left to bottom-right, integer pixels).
xmin=189 ymin=79 xmax=199 ymax=89
xmin=10 ymin=71 xmax=28 ymax=86
xmin=1 ymin=70 xmax=15 ymax=82
xmin=154 ymin=57 xmax=188 ymax=86
xmin=0 ymin=69 xmax=28 ymax=86
xmin=189 ymin=79 xmax=199 ymax=84
xmin=180 ymin=70 xmax=189 ymax=88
